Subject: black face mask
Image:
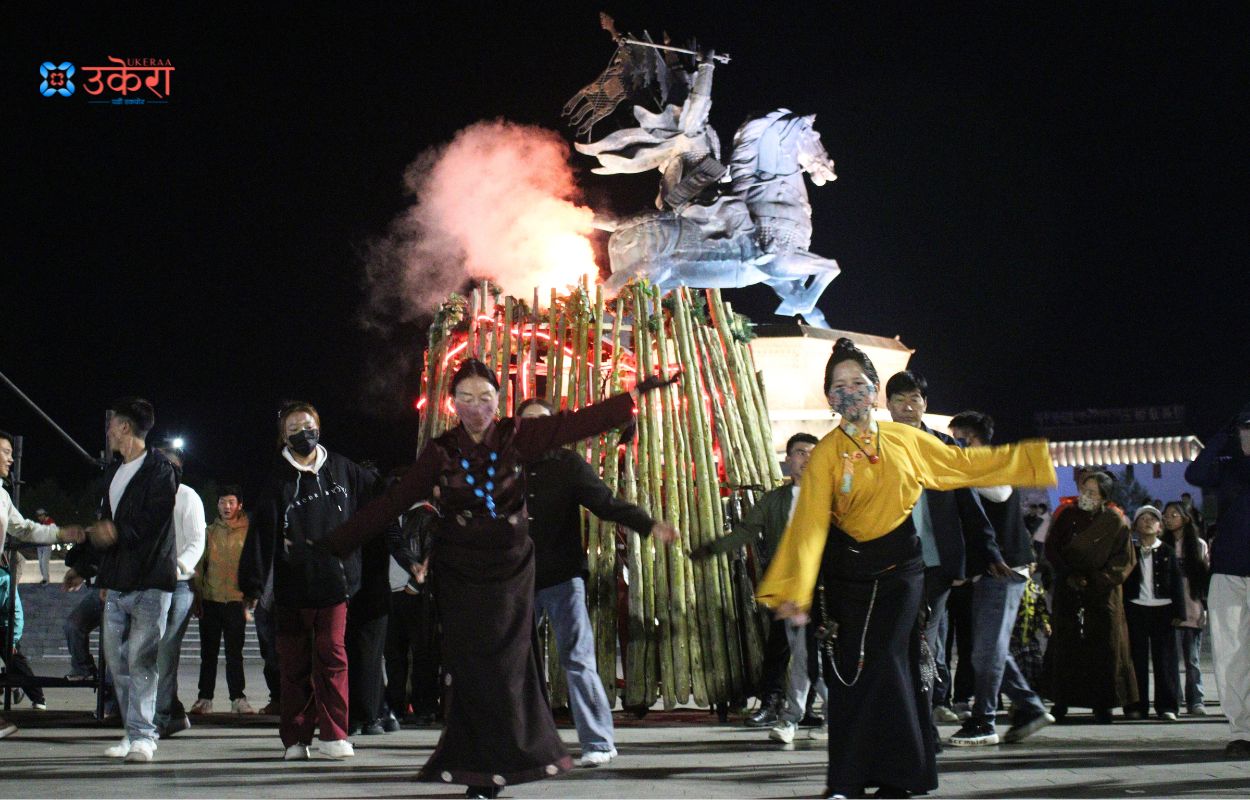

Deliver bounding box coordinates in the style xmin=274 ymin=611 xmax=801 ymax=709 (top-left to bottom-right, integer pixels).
xmin=287 ymin=428 xmax=320 ymax=457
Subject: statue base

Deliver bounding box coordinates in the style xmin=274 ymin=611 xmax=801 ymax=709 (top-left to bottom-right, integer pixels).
xmin=751 ymin=324 xmax=951 ymax=455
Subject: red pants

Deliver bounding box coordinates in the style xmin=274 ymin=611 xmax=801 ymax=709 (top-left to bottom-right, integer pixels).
xmin=275 ymin=603 xmax=349 ymax=746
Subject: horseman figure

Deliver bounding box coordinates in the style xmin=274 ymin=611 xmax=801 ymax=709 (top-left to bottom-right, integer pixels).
xmin=566 ymin=30 xmax=841 ymax=327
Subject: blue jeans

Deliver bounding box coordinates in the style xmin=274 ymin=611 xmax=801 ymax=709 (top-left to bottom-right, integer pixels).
xmin=970 ymin=573 xmax=1046 ymax=727
xmin=535 ymin=576 xmax=614 ymax=753
xmin=1176 ymin=626 xmax=1205 ymax=710
xmin=155 ymin=580 xmax=195 ymax=730
xmin=781 ymin=620 xmax=827 ymax=724
xmin=923 ymin=569 xmax=951 ymax=707
xmin=104 ymin=588 xmax=171 ymax=743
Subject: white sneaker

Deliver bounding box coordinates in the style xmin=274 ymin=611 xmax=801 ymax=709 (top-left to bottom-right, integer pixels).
xmin=578 ymin=747 xmax=618 ymax=767
xmin=188 ymin=698 xmax=212 ymax=715
xmin=809 ymin=723 xmax=829 ymax=741
xmin=104 ymin=736 xmax=132 ymax=758
xmin=933 ymin=705 xmax=962 ymax=724
xmin=317 ymin=739 xmax=355 ymax=759
xmin=284 ymin=744 xmax=311 ymax=760
xmin=0 ymin=720 xmax=17 ymax=739
xmin=231 ymin=697 xmax=255 ymax=714
xmin=125 ymin=739 xmax=156 ymax=762
xmin=769 ymin=720 xmax=797 ymax=744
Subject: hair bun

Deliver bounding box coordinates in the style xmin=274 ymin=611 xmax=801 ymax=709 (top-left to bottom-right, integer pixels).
xmin=832 ymin=337 xmax=858 ymax=353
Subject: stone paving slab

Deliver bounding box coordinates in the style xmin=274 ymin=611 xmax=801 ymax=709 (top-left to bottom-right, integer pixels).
xmin=2 ymin=705 xmax=1247 ymax=798
xmin=2 ymin=660 xmax=1247 ymax=798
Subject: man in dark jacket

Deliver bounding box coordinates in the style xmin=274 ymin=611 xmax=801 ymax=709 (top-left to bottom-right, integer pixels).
xmin=885 ymin=373 xmax=1002 ymax=723
xmin=722 ymin=433 xmax=821 ymax=729
xmin=517 ymin=399 xmax=677 ymax=767
xmin=384 ymin=500 xmax=441 ymax=725
xmin=1186 ymin=401 xmax=1250 ymax=757
xmin=947 ymin=411 xmax=1053 ymax=747
xmin=89 ymin=397 xmax=178 ymax=762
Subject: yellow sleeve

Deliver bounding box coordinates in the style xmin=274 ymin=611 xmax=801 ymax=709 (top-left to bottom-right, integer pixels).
xmin=907 ymin=431 xmax=1057 ymax=491
xmin=755 ymin=436 xmax=836 ymax=611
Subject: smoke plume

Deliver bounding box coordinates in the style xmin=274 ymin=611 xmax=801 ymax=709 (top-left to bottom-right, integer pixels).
xmin=363 ymin=119 xmax=599 ymax=327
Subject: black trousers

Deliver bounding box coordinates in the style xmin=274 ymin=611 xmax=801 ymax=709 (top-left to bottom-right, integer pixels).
xmin=385 ymin=589 xmax=442 ymax=717
xmin=757 ymin=617 xmax=791 ymax=702
xmin=254 ymin=602 xmax=281 ymax=704
xmin=0 ymin=639 xmax=45 ymax=705
xmin=198 ymin=600 xmax=247 ymax=700
xmin=1126 ymin=602 xmax=1179 ymax=715
xmin=347 ymin=611 xmax=388 ymax=725
xmin=945 ymin=581 xmax=975 ymax=705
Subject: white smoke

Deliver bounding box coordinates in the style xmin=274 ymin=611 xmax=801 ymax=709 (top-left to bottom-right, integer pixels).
xmin=363 ymin=119 xmax=599 ymax=326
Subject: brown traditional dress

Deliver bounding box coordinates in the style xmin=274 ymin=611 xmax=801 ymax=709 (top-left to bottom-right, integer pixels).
xmin=326 ymin=393 xmax=635 ymax=789
xmin=1044 ymin=504 xmax=1139 ymax=710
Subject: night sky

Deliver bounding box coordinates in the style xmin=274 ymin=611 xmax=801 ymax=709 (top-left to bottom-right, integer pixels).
xmin=7 ymin=4 xmax=1248 ymax=499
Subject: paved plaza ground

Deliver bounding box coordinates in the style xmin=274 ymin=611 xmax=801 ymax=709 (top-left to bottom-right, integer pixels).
xmin=1 ymin=656 xmax=1247 ymax=799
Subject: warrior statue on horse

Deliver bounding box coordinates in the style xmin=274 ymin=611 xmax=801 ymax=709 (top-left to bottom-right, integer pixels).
xmin=564 ymin=16 xmax=841 ymax=327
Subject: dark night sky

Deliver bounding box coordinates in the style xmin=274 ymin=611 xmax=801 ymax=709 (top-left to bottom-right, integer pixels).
xmin=6 ymin=3 xmax=1248 ymax=500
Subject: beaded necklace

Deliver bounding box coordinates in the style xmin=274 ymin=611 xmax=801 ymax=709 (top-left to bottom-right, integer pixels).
xmin=837 ymin=424 xmax=880 ymax=495
xmin=459 ymin=451 xmax=500 ymax=518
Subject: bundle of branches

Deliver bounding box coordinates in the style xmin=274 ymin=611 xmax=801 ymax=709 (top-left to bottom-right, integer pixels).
xmin=414 ymin=279 xmax=782 ymax=711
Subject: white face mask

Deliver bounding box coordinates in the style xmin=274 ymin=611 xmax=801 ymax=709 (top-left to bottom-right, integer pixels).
xmin=1077 ymin=495 xmax=1100 ymax=512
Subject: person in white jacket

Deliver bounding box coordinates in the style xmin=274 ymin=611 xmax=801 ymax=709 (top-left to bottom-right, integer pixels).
xmin=0 ymin=429 xmax=84 ymax=738
xmin=151 ymin=442 xmax=206 ymax=738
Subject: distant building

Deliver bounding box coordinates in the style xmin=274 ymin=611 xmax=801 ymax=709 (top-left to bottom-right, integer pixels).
xmin=751 ymin=325 xmax=952 ymax=460
xmin=1033 ymin=405 xmax=1205 ymax=512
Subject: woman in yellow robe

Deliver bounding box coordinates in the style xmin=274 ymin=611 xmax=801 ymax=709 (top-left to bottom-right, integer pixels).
xmin=757 ymin=338 xmax=1056 ymax=799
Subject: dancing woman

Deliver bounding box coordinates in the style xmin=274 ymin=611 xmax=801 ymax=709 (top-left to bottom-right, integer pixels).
xmin=326 ymin=358 xmax=675 ymax=799
xmin=756 ymin=339 xmax=1056 ymax=798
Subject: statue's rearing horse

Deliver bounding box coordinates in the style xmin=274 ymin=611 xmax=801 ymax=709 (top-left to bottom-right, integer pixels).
xmin=582 ymin=109 xmax=840 ymax=327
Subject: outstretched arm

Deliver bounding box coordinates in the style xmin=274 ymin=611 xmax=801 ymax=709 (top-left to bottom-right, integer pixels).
xmin=1185 ymin=429 xmax=1229 ymax=489
xmin=571 ymin=455 xmax=658 ymax=535
xmin=325 ymin=445 xmax=446 ymax=557
xmin=911 ymin=434 xmax=1057 ymax=492
xmin=513 ymin=393 xmax=637 ymax=459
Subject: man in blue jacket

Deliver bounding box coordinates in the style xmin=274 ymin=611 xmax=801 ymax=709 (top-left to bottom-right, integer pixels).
xmin=1186 ymin=401 xmax=1250 ymax=758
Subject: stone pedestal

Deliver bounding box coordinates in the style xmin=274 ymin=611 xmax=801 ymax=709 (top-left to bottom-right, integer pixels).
xmin=750 ymin=324 xmax=951 ymax=456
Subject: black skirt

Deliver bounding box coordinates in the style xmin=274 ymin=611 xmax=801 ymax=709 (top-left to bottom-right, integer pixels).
xmin=819 ymin=519 xmax=937 ymax=796
xmin=417 ymin=516 xmax=572 ymax=788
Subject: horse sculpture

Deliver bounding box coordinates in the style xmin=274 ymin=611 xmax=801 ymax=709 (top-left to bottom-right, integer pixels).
xmin=577 ymin=106 xmax=841 ymax=327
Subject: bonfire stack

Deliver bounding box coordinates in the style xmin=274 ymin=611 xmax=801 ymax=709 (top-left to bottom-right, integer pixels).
xmin=415 ymin=278 xmax=783 ymax=711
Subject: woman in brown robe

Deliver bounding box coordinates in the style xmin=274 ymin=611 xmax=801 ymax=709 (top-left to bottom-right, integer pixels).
xmin=1044 ymin=470 xmax=1138 ymax=723
xmin=326 ymin=359 xmax=675 ymax=799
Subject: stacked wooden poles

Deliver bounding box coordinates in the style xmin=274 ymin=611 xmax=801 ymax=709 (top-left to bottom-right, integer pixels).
xmin=412 ymin=281 xmax=783 ymax=711
xmin=585 ymin=289 xmax=621 ymax=707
